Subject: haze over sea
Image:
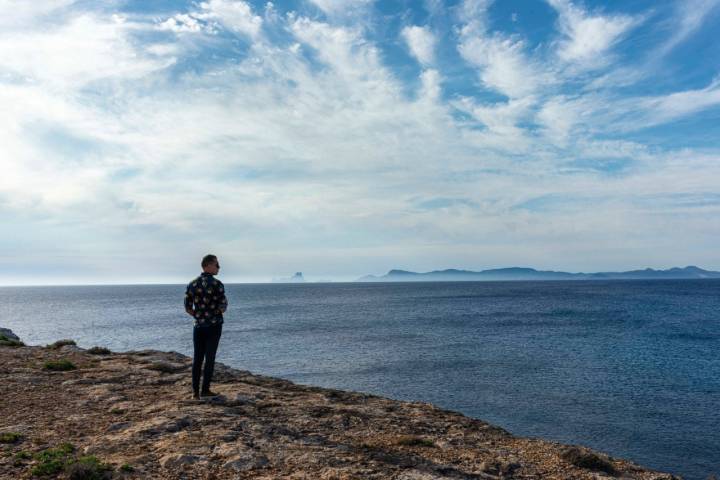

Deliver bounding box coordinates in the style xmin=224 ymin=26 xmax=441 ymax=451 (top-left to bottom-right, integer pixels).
xmin=2 ymin=280 xmax=719 ymax=479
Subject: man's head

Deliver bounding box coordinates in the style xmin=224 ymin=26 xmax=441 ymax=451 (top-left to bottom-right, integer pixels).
xmin=202 ymin=254 xmax=220 ymax=275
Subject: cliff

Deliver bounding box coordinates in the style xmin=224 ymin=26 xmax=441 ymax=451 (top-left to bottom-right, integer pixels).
xmin=0 ymin=331 xmax=678 ymax=479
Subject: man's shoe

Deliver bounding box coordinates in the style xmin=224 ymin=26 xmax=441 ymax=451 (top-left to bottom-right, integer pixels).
xmin=200 ymin=390 xmax=218 ymax=397
xmin=192 ymin=391 xmax=200 ymax=399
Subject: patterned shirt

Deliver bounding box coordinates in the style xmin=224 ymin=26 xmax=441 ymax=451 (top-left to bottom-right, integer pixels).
xmin=184 ymin=272 xmax=228 ymax=327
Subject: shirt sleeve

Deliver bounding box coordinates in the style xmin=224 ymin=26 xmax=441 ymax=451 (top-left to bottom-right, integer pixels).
xmin=217 ymin=280 xmax=228 ymax=312
xmin=184 ymin=284 xmax=193 ymax=311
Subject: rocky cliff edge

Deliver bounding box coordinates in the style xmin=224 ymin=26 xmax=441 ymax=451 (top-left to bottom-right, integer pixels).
xmin=0 ymin=329 xmax=678 ymax=479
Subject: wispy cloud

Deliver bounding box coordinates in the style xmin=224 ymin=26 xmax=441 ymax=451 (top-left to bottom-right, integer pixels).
xmin=306 ymin=0 xmax=375 ymax=17
xmin=548 ymin=0 xmax=640 ymax=67
xmin=656 ymin=0 xmax=720 ymax=56
xmin=401 ymin=25 xmax=436 ymax=66
xmin=158 ymin=0 xmax=262 ymax=38
xmin=456 ymin=0 xmax=545 ymax=99
xmin=0 ymin=14 xmax=174 ymax=88
xmin=624 ymin=77 xmax=720 ymax=129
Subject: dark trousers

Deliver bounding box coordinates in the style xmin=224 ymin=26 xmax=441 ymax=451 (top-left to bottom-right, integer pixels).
xmin=192 ymin=323 xmax=222 ymax=393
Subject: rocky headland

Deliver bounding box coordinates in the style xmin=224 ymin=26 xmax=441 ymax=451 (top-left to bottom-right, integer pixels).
xmin=1 ymin=328 xmax=679 ymax=479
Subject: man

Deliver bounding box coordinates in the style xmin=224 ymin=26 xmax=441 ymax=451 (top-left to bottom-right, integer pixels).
xmin=185 ymin=254 xmax=228 ymax=399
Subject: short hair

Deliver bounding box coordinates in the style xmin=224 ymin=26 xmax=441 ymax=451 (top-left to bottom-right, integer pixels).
xmin=201 ymin=254 xmax=218 ymax=268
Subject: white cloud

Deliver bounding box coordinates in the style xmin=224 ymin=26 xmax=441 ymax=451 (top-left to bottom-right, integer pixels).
xmin=158 ymin=13 xmax=208 ymax=33
xmin=536 ymin=95 xmax=587 ymax=145
xmin=457 ymin=0 xmax=493 ymax=24
xmin=548 ymin=0 xmax=639 ymax=66
xmin=401 ymin=25 xmax=436 ymax=66
xmin=455 ymin=95 xmax=535 ymax=140
xmin=158 ymin=0 xmax=262 ymax=38
xmin=458 ymin=32 xmax=540 ymax=98
xmin=635 ymin=77 xmax=720 ymax=126
xmin=0 ymin=0 xmax=76 ymax=29
xmin=0 ymin=14 xmax=175 ymax=88
xmin=289 ymin=17 xmax=387 ymax=83
xmin=657 ymin=0 xmax=720 ymax=55
xmin=200 ymin=0 xmax=263 ymax=38
xmin=566 ymin=78 xmax=720 ymax=133
xmin=457 ymin=0 xmax=545 ymax=98
xmin=419 ymin=68 xmax=442 ymax=102
xmin=307 ymin=0 xmax=374 ymax=16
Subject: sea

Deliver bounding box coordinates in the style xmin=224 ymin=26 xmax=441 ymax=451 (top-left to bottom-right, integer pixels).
xmin=1 ymin=280 xmax=718 ymax=479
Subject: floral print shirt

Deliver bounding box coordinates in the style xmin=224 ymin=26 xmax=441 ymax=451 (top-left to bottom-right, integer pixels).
xmin=184 ymin=272 xmax=228 ymax=327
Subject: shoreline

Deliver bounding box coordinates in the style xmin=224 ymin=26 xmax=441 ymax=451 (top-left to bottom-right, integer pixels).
xmin=1 ymin=332 xmax=680 ymax=479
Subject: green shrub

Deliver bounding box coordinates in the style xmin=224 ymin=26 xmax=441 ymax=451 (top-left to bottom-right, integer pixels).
xmin=44 ymin=359 xmax=77 ymax=371
xmin=0 ymin=432 xmax=21 ymax=444
xmin=109 ymin=408 xmax=125 ymax=415
xmin=32 ymin=443 xmax=75 ymax=476
xmin=31 ymin=457 xmax=65 ymax=476
xmin=395 ymin=435 xmax=435 ymax=448
xmin=0 ymin=335 xmax=24 ymax=347
xmin=15 ymin=450 xmax=32 ymax=459
xmin=47 ymin=339 xmax=77 ymax=349
xmin=87 ymin=346 xmax=111 ymax=355
xmin=30 ymin=444 xmax=115 ymax=478
xmin=65 ymin=455 xmax=113 ymax=480
xmin=120 ymin=463 xmax=134 ymax=472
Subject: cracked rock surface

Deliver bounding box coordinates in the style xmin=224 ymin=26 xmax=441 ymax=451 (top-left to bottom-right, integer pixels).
xmin=0 ymin=342 xmax=679 ymax=479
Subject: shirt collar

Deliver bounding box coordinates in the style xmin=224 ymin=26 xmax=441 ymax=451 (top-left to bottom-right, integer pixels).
xmin=201 ymin=272 xmax=213 ymax=277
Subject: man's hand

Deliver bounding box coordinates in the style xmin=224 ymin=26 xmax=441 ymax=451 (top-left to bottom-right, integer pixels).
xmin=186 ymin=308 xmax=195 ymax=317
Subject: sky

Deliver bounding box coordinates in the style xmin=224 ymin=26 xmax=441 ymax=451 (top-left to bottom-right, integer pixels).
xmin=1 ymin=0 xmax=720 ymax=285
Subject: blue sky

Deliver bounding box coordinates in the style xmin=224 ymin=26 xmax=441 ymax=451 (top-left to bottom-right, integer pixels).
xmin=1 ymin=0 xmax=719 ymax=284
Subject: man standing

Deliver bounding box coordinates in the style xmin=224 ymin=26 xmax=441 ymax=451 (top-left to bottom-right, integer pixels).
xmin=185 ymin=254 xmax=228 ymax=399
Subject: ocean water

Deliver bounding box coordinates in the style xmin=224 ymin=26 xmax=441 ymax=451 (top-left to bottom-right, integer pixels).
xmin=1 ymin=280 xmax=718 ymax=479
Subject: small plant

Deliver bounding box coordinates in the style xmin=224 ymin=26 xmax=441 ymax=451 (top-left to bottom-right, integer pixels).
xmin=30 ymin=444 xmax=113 ymax=478
xmin=120 ymin=463 xmax=134 ymax=472
xmin=65 ymin=455 xmax=113 ymax=480
xmin=109 ymin=408 xmax=125 ymax=415
xmin=395 ymin=435 xmax=435 ymax=448
xmin=32 ymin=443 xmax=76 ymax=476
xmin=87 ymin=346 xmax=111 ymax=355
xmin=0 ymin=334 xmax=24 ymax=347
xmin=13 ymin=450 xmax=32 ymax=467
xmin=0 ymin=432 xmax=21 ymax=444
xmin=44 ymin=359 xmax=77 ymax=371
xmin=47 ymin=339 xmax=77 ymax=349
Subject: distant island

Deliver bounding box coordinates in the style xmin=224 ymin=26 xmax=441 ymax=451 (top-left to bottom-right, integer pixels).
xmin=357 ymin=265 xmax=720 ymax=282
xmin=272 ymin=272 xmax=306 ymax=283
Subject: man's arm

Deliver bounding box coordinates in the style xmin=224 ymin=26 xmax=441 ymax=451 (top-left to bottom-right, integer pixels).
xmin=184 ymin=286 xmax=195 ymax=317
xmin=217 ymin=281 xmax=228 ymax=313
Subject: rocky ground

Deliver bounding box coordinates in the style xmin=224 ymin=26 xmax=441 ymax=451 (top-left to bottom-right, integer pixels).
xmin=0 ymin=331 xmax=680 ymax=479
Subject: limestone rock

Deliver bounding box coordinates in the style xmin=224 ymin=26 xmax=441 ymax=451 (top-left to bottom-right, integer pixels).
xmin=160 ymin=453 xmax=206 ymax=468
xmin=222 ymin=453 xmax=269 ymax=472
xmin=164 ymin=416 xmax=192 ymax=432
xmin=106 ymin=421 xmax=132 ymax=432
xmin=396 ymin=470 xmax=455 ymax=480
